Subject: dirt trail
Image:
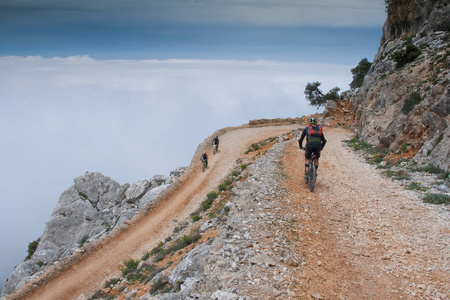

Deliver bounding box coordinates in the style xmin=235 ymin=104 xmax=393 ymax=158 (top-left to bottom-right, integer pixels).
xmin=9 ymin=125 xmax=448 ymax=300
xmin=282 ymin=127 xmax=449 ymax=299
xmin=11 ymin=124 xmax=299 ymax=300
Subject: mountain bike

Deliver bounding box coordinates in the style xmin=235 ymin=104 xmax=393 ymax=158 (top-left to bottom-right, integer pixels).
xmin=201 ymin=158 xmax=208 ymax=172
xmin=304 ymin=151 xmax=317 ymax=192
xmin=213 ymin=144 xmax=218 ymax=155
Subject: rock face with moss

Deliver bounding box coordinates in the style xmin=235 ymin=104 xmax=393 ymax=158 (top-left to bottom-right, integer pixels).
xmin=349 ymin=0 xmax=450 ymax=171
xmin=1 ymin=170 xmax=185 ymax=297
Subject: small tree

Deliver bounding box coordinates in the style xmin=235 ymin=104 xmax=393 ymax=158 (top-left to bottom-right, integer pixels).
xmin=350 ymin=58 xmax=372 ymax=89
xmin=25 ymin=238 xmax=41 ymax=260
xmin=304 ymin=81 xmax=340 ymax=109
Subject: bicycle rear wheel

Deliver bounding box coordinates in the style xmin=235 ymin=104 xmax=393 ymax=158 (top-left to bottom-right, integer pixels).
xmin=309 ymin=163 xmax=316 ymax=192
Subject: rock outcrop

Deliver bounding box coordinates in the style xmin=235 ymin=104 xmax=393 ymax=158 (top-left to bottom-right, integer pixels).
xmin=348 ymin=0 xmax=450 ymax=170
xmin=1 ymin=169 xmax=185 ymax=297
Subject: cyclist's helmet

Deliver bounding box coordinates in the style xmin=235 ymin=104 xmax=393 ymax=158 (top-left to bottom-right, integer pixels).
xmin=203 ymin=152 xmax=206 ymax=155
xmin=309 ymin=117 xmax=317 ymax=124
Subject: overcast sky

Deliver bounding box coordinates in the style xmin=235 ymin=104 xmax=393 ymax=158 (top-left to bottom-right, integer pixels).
xmin=0 ymin=0 xmax=386 ymax=291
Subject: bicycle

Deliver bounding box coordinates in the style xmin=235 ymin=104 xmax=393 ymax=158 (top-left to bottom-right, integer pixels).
xmin=213 ymin=144 xmax=218 ymax=155
xmin=201 ymin=158 xmax=208 ymax=172
xmin=303 ymin=151 xmax=317 ymax=192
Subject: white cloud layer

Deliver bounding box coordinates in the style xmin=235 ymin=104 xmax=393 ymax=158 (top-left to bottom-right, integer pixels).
xmin=0 ymin=55 xmax=352 ymax=286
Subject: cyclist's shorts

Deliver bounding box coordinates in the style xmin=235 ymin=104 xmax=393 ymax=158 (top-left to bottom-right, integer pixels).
xmin=305 ymin=142 xmax=322 ymax=159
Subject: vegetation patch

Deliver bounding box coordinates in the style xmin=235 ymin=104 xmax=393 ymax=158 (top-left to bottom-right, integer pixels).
xmin=150 ymin=278 xmax=173 ymax=295
xmin=413 ymin=163 xmax=448 ymax=176
xmin=402 ymin=92 xmax=422 ymax=114
xmin=104 ymin=278 xmax=121 ymax=288
xmin=400 ymin=142 xmax=410 ymax=152
xmin=406 ymin=182 xmax=428 ymax=192
xmin=382 ymin=170 xmax=411 ymax=181
xmin=201 ymin=191 xmax=219 ymax=211
xmin=392 ymin=44 xmax=422 ymax=68
xmin=120 ymin=257 xmax=140 ymax=276
xmin=218 ymin=178 xmax=233 ymax=191
xmin=344 ymin=135 xmax=373 ymax=151
xmin=167 ymin=233 xmax=201 ymax=254
xmin=422 ymin=194 xmax=450 ymax=205
xmin=25 ymin=237 xmax=41 ymax=260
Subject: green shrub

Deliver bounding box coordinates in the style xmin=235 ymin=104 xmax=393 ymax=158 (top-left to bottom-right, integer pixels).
xmin=231 ymin=170 xmax=240 ymax=177
xmin=422 ymin=193 xmax=450 ymax=205
xmin=191 ymin=215 xmax=202 ymax=222
xmin=382 ymin=170 xmax=410 ymax=180
xmin=251 ymin=143 xmax=260 ymax=151
xmin=154 ymin=251 xmax=166 ymax=262
xmin=121 ymin=257 xmax=140 ymax=276
xmin=402 ymin=92 xmax=422 ymax=114
xmin=224 ymin=206 xmax=230 ymax=215
xmin=406 ymin=182 xmax=428 ymax=191
xmin=218 ymin=183 xmax=227 ymax=191
xmin=104 ymin=278 xmax=120 ymax=288
xmin=200 ymin=198 xmax=213 ymax=211
xmin=392 ymin=44 xmax=422 ymax=68
xmin=345 ymin=135 xmax=373 ymax=151
xmin=400 ymin=143 xmax=409 ymax=152
xmin=218 ymin=178 xmax=233 ymax=191
xmin=240 ymin=164 xmax=247 ymax=170
xmin=142 ymin=250 xmax=151 ymax=261
xmin=414 ymin=163 xmax=445 ymax=174
xmin=167 ymin=233 xmax=201 ymax=253
xmin=25 ymin=238 xmax=40 ymax=261
xmin=150 ymin=278 xmax=172 ymax=295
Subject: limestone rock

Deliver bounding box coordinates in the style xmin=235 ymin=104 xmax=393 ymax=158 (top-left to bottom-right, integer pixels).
xmin=2 ymin=169 xmax=181 ymax=297
xmin=347 ymin=0 xmax=450 ymax=171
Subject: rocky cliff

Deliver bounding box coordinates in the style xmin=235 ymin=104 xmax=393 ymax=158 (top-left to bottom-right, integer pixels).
xmin=1 ymin=169 xmax=185 ymax=296
xmin=349 ymin=0 xmax=450 ymax=170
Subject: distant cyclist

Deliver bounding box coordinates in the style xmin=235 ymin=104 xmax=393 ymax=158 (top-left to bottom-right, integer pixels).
xmin=299 ymin=117 xmax=327 ymax=179
xmin=200 ymin=152 xmax=208 ymax=168
xmin=212 ymin=135 xmax=219 ymax=151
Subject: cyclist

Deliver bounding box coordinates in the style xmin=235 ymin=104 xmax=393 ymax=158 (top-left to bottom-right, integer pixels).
xmin=299 ymin=117 xmax=326 ymax=179
xmin=212 ymin=135 xmax=219 ymax=151
xmin=200 ymin=152 xmax=208 ymax=168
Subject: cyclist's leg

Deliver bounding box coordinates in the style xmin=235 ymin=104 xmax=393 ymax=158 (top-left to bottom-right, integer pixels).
xmin=312 ymin=144 xmax=321 ymax=174
xmin=304 ymin=143 xmax=313 ymax=177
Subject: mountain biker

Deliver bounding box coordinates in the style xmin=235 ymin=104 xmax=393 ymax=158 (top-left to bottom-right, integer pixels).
xmin=200 ymin=152 xmax=208 ymax=168
xmin=298 ymin=117 xmax=327 ymax=180
xmin=212 ymin=135 xmax=219 ymax=151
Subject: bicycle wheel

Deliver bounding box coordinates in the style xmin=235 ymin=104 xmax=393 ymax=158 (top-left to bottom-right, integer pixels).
xmin=202 ymin=161 xmax=206 ymax=172
xmin=309 ymin=163 xmax=316 ymax=192
xmin=213 ymin=145 xmax=217 ymax=155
